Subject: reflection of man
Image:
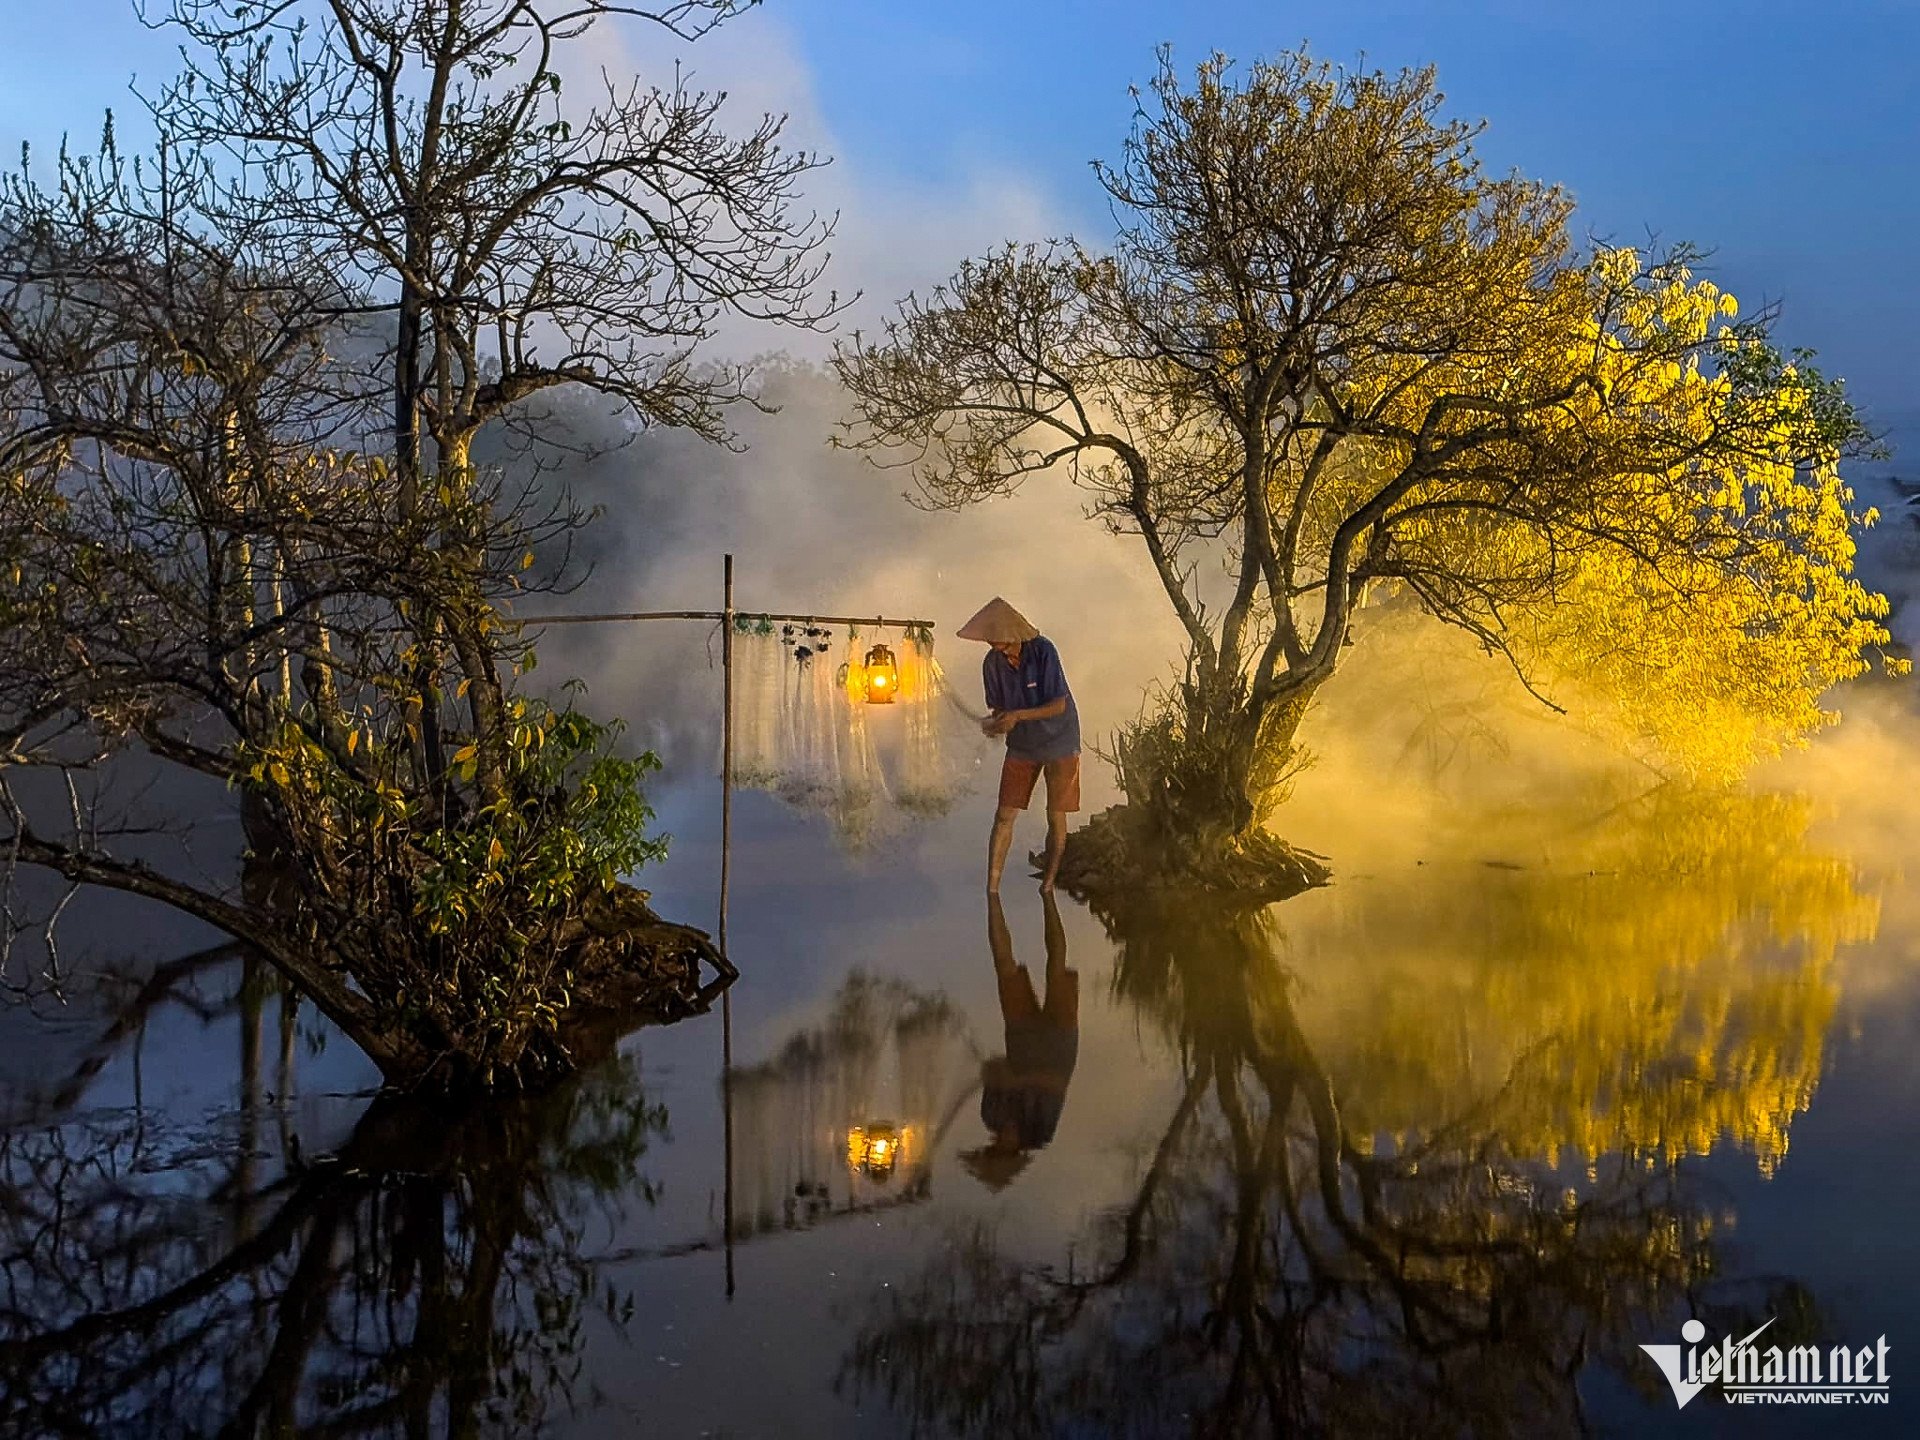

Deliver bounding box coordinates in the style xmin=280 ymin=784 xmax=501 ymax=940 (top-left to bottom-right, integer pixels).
xmin=957 ymin=597 xmax=1081 ymax=894
xmin=962 ymin=892 xmax=1079 ymax=1192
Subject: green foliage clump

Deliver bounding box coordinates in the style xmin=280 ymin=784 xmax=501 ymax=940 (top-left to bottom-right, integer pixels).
xmin=235 ymin=684 xmax=675 ymax=1086
xmin=418 ymin=706 xmax=668 ymax=927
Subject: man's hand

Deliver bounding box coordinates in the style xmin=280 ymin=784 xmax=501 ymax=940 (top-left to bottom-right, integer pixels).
xmin=982 ymin=710 xmax=1017 ymax=737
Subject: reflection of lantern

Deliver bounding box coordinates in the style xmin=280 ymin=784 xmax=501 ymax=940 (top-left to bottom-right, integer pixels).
xmin=862 ymin=642 xmax=898 ymax=704
xmin=846 ymin=1122 xmax=918 ymax=1179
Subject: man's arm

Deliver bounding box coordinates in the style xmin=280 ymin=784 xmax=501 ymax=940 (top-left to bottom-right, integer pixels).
xmin=984 ymin=695 xmax=1063 ymax=737
xmin=999 ymin=696 xmax=1069 ymax=724
xmin=982 ymin=652 xmax=1006 ymax=731
xmin=1005 ymin=641 xmax=1069 ymax=724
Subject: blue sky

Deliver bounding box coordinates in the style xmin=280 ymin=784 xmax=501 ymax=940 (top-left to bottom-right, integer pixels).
xmin=4 ymin=0 xmax=1915 ymax=452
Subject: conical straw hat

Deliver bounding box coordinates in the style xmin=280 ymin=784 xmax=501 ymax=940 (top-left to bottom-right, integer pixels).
xmin=959 ymin=1145 xmax=1032 ymax=1192
xmin=956 ymin=597 xmax=1039 ymax=643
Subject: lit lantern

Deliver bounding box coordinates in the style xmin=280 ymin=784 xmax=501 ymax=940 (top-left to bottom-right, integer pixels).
xmin=863 ymin=642 xmax=899 ymax=704
xmin=846 ymin=1122 xmax=917 ymax=1179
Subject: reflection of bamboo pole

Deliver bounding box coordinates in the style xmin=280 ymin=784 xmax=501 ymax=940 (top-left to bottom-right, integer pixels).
xmin=722 ymin=554 xmax=737 ymax=1301
xmin=721 ymin=554 xmax=733 ymax=962
xmin=723 ymin=993 xmax=736 ymax=1300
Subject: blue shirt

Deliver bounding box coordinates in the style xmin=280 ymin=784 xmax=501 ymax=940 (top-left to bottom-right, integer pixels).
xmin=982 ymin=635 xmax=1081 ymax=763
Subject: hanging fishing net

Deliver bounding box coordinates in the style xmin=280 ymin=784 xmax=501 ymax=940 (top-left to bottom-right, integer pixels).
xmin=776 ymin=622 xmax=841 ymax=808
xmin=892 ymin=631 xmax=975 ymax=818
xmin=824 ymin=631 xmax=893 ymax=848
xmin=729 ymin=621 xmax=783 ymax=787
xmin=725 ymin=616 xmax=983 ymax=844
xmin=842 ymin=643 xmax=869 ymax=705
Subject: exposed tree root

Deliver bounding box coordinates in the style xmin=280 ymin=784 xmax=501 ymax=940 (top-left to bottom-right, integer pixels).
xmin=1042 ymin=804 xmax=1331 ymax=913
xmin=543 ymin=885 xmax=735 ymax=1077
xmin=286 ymin=882 xmax=735 ymax=1099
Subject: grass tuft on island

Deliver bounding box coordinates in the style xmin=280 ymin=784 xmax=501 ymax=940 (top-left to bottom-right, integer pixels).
xmin=1044 ymin=805 xmax=1331 ymax=912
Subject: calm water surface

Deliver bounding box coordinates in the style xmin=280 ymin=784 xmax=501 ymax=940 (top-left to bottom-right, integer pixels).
xmin=3 ymin=763 xmax=1916 ymax=1438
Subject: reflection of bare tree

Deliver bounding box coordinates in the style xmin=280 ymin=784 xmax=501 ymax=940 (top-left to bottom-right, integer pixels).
xmin=0 ymin=939 xmax=246 ymax=1124
xmin=0 ymin=1057 xmax=666 ymax=1438
xmin=728 ymin=972 xmax=981 ymax=1235
xmin=840 ymin=906 xmax=1783 ymax=1438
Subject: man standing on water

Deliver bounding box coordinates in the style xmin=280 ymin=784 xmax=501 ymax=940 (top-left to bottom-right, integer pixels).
xmin=958 ymin=598 xmax=1081 ymax=893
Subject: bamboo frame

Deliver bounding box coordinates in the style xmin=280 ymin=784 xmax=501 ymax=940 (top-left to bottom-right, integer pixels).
xmin=516 ymin=608 xmax=935 ymax=628
xmin=520 ymin=560 xmax=936 ymax=1302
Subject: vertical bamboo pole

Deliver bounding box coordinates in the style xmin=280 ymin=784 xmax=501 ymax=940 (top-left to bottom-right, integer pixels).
xmin=720 ymin=553 xmax=737 ymax=1298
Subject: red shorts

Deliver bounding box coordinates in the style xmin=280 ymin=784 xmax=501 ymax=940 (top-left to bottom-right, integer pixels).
xmin=998 ymin=754 xmax=1081 ymax=813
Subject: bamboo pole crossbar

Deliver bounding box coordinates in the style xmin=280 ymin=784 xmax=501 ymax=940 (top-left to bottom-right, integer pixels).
xmin=515 ymin=608 xmax=936 ymax=628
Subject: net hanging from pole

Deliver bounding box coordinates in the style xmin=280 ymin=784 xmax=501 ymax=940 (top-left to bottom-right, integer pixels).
xmin=895 ymin=633 xmax=972 ymax=818
xmin=827 ymin=633 xmax=892 ymax=847
xmin=778 ymin=623 xmax=839 ymax=809
xmin=724 ymin=616 xmax=980 ymax=845
xmin=731 ymin=620 xmax=783 ymax=787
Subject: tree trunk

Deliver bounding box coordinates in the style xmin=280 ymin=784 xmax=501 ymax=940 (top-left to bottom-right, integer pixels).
xmin=1147 ymin=677 xmax=1318 ymax=847
xmin=435 ymin=431 xmax=509 ymax=802
xmin=1058 ymin=678 xmax=1330 ymax=908
xmin=1227 ymin=686 xmax=1317 ymax=839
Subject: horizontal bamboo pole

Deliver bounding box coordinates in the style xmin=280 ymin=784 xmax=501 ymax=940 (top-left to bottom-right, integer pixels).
xmin=514 ymin=609 xmax=936 ymax=628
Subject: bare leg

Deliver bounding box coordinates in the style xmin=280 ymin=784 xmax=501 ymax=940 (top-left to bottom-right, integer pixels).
xmin=987 ymin=805 xmax=1020 ymax=893
xmin=987 ymin=891 xmax=1015 ymax=974
xmin=1039 ymin=809 xmax=1068 ymax=893
xmin=1039 ymin=889 xmax=1077 ymax=1020
xmin=1040 ymin=890 xmax=1066 ymax=975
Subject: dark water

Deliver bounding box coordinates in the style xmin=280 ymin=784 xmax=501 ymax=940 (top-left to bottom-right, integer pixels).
xmin=3 ymin=765 xmax=1916 ymax=1438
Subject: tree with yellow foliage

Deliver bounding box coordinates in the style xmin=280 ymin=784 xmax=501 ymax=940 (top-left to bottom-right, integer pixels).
xmin=835 ymin=49 xmax=1898 ymax=884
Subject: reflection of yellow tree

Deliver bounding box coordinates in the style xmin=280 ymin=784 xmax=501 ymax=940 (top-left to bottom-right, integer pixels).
xmin=844 ymin=906 xmax=1744 ymax=1436
xmin=844 ymin=792 xmax=1860 ymax=1433
xmin=1284 ymin=784 xmax=1875 ymax=1175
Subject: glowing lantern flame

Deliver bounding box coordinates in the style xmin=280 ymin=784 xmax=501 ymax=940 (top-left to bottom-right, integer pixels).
xmin=863 ymin=642 xmax=899 ymax=704
xmin=846 ymin=1122 xmax=917 ymax=1179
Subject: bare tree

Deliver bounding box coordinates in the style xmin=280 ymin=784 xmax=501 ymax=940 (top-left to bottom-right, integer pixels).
xmin=2 ymin=0 xmax=822 ymax=1087
xmin=144 ymin=0 xmax=837 ymax=790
